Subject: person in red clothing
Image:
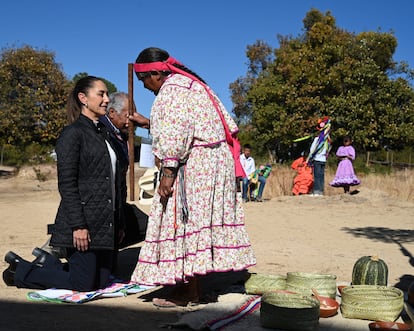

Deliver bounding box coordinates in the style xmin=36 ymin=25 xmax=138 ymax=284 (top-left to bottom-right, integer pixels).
xmin=291 ymin=155 xmax=313 ymax=195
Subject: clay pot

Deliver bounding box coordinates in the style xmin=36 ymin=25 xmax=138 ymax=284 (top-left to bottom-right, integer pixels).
xmin=311 ymin=289 xmax=339 ymax=318
xmin=337 ymin=285 xmax=348 ymax=295
xmin=368 ymin=321 xmax=412 ymax=331
xmin=318 ymin=296 xmax=339 ymax=318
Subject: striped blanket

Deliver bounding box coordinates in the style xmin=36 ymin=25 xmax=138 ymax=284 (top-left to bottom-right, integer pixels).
xmin=163 ymin=294 xmax=262 ymax=331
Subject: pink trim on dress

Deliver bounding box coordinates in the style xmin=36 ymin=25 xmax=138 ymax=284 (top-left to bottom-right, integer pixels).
xmin=192 ymin=139 xmax=226 ymax=148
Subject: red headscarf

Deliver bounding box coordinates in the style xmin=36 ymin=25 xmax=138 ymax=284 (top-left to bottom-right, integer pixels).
xmin=134 ymin=57 xmax=246 ymax=178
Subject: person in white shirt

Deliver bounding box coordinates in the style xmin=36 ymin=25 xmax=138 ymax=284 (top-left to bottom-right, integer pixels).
xmin=240 ymin=144 xmax=267 ymax=202
xmin=306 ymin=117 xmax=332 ymax=196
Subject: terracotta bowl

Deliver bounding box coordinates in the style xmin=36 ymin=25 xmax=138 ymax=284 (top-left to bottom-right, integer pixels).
xmin=337 ymin=285 xmax=348 ymax=295
xmin=317 ymin=296 xmax=339 ymax=318
xmin=368 ymin=322 xmax=412 ymax=331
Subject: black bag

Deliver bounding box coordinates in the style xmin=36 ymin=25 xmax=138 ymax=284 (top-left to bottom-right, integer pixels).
xmin=120 ymin=203 xmax=148 ymax=248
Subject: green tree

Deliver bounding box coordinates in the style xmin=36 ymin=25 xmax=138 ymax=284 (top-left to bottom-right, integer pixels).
xmin=229 ymin=40 xmax=273 ymax=152
xmin=230 ymin=9 xmax=414 ymax=160
xmin=0 ymin=45 xmax=70 ymax=162
xmin=230 ymin=40 xmax=274 ymax=126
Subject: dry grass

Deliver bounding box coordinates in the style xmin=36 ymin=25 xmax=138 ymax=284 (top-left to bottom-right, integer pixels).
xmin=9 ymin=164 xmax=414 ymax=203
xmin=265 ymin=164 xmax=414 ymax=202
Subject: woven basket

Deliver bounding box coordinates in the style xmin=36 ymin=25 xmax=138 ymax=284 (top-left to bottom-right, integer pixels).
xmin=286 ymin=272 xmax=337 ymax=298
xmin=260 ymin=291 xmax=320 ymax=331
xmin=341 ymin=285 xmax=404 ymax=321
xmin=245 ymin=273 xmax=287 ymax=295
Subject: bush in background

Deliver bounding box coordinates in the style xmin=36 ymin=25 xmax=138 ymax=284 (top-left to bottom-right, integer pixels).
xmin=1 ymin=143 xmax=56 ymax=167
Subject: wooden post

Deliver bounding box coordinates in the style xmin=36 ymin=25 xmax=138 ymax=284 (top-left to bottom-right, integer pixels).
xmin=128 ymin=63 xmax=135 ymax=201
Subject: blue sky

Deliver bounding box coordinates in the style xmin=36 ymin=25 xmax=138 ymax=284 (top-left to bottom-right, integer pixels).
xmin=1 ymin=0 xmax=413 ymax=137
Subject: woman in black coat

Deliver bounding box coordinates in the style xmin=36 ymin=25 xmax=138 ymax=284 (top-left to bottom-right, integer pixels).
xmin=3 ymin=76 xmax=126 ymax=291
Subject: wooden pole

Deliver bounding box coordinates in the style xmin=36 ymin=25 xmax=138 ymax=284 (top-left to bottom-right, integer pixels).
xmin=128 ymin=63 xmax=135 ymax=201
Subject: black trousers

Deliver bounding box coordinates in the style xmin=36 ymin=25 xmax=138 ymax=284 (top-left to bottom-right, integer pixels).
xmin=14 ymin=249 xmax=115 ymax=291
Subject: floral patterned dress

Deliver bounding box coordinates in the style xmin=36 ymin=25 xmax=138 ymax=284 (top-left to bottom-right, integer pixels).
xmin=131 ymin=74 xmax=256 ymax=285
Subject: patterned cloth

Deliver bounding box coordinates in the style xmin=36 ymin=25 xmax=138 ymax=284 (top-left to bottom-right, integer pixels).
xmin=162 ymin=293 xmax=261 ymax=330
xmin=329 ymin=145 xmax=361 ymax=187
xmin=131 ymin=74 xmax=256 ymax=285
xmin=27 ymin=282 xmax=154 ymax=304
xmin=291 ymin=156 xmax=313 ymax=195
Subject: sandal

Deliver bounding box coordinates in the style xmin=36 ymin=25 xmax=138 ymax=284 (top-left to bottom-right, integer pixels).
xmin=153 ymin=277 xmax=201 ymax=308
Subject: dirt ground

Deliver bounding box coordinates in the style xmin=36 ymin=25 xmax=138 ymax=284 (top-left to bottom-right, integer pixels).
xmin=0 ymin=165 xmax=413 ymax=331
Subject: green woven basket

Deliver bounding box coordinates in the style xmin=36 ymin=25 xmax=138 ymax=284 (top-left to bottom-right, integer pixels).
xmin=260 ymin=291 xmax=320 ymax=331
xmin=245 ymin=273 xmax=287 ymax=295
xmin=286 ymin=272 xmax=337 ymax=298
xmin=341 ymin=285 xmax=404 ymax=322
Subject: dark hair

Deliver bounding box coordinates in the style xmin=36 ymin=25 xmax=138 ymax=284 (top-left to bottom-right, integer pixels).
xmin=67 ymin=76 xmax=102 ymax=123
xmin=243 ymin=144 xmax=252 ymax=149
xmin=343 ymin=135 xmax=352 ymax=144
xmin=135 ymin=47 xmax=206 ymax=84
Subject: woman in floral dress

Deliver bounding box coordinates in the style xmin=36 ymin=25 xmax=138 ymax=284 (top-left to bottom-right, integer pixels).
xmin=130 ymin=47 xmax=256 ymax=307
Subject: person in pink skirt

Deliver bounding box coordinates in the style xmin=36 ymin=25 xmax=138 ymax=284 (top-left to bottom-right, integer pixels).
xmin=329 ymin=136 xmax=361 ymax=193
xmin=130 ymin=47 xmax=256 ymax=307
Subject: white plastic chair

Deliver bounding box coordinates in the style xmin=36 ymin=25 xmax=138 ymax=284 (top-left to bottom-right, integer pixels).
xmin=138 ymin=167 xmax=159 ymax=205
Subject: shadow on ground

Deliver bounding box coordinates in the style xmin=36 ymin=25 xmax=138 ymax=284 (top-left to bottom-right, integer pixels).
xmin=0 ymin=299 xmax=185 ymax=331
xmin=341 ymin=226 xmax=414 ymax=268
